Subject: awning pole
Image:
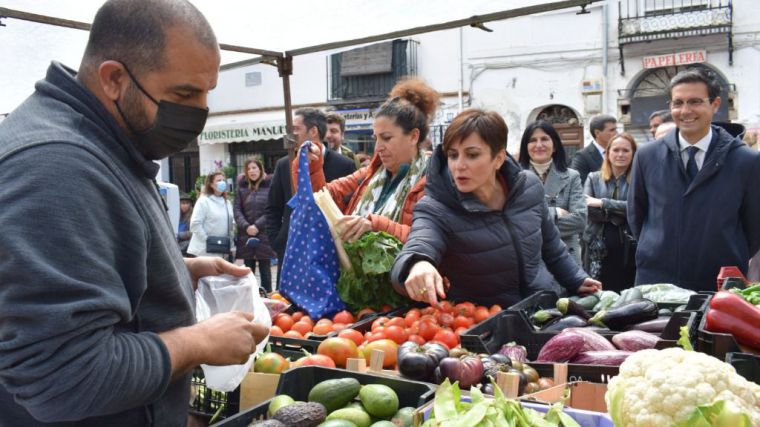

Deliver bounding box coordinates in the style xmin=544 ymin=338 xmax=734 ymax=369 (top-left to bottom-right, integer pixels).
xmin=277 ymin=56 xmax=295 ymax=161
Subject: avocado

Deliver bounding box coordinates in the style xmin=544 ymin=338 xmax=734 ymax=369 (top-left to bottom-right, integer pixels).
xmin=308 ymin=378 xmax=361 ymax=413
xmin=273 ymin=401 xmax=327 ymax=427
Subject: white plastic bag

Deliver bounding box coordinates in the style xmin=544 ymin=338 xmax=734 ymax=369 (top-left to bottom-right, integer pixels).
xmin=195 ymin=273 xmax=271 ymax=392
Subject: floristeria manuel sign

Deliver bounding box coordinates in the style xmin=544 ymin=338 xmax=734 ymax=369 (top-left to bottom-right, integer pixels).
xmin=642 ymin=50 xmax=706 ymax=69
xmin=198 ymin=120 xmax=287 ymax=145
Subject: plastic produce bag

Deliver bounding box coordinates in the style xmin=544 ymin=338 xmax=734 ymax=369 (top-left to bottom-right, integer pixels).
xmin=195 ymin=273 xmax=271 ymax=392
xmin=635 ymin=283 xmax=695 ymax=304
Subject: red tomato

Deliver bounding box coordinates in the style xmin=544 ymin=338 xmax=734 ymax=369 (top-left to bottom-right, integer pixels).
xmin=293 ymin=354 xmax=336 ymax=369
xmin=371 ymin=317 xmax=389 ymax=332
xmin=474 ymin=307 xmax=491 ymax=323
xmin=454 ymin=326 xmax=468 ymax=337
xmin=291 ymin=321 xmax=313 ymax=336
xmin=386 ymin=317 xmax=405 ymax=328
xmin=421 ymin=307 xmax=437 ymax=316
xmin=331 ymin=322 xmax=348 ymax=332
xmin=437 ymin=312 xmax=455 ymax=327
xmin=291 ymin=311 xmax=304 ymax=322
xmin=384 ymin=325 xmax=409 ymax=344
xmin=300 ymin=316 xmax=315 ymax=327
xmin=254 ymin=352 xmax=290 ymax=374
xmin=439 ymin=301 xmax=455 ymax=314
xmin=338 ymin=329 xmax=365 ymax=346
xmin=317 ymin=337 xmax=359 ymax=368
xmin=489 ymin=304 xmax=503 ymax=314
xmin=312 ymin=323 xmax=334 ymax=336
xmin=269 ymin=325 xmax=284 ymax=337
xmin=333 ymin=310 xmax=355 ymax=325
xmin=455 ymin=302 xmax=476 ymax=317
xmin=407 ymin=334 xmax=426 ymax=345
xmin=433 ymin=329 xmax=460 ymax=349
xmin=408 ymin=321 xmax=420 ymax=335
xmin=404 ymin=309 xmax=421 ymax=327
xmin=274 ymin=314 xmax=294 ymax=332
xmin=453 ymin=315 xmax=474 ymax=329
xmin=366 ymin=331 xmax=387 ymax=343
xmin=418 ymin=319 xmax=441 ymax=341
xmin=283 ymin=330 xmax=303 ymax=339
xmin=381 ymin=304 xmax=393 ymax=312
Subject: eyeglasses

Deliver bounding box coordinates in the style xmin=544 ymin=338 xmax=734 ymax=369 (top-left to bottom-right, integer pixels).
xmin=668 ymin=98 xmax=712 ymax=110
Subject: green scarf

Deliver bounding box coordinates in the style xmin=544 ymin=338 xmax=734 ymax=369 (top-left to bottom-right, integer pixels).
xmin=352 ymin=151 xmax=428 ymax=222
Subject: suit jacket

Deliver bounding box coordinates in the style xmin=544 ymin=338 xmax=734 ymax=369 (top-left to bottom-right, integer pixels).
xmin=627 ymin=124 xmax=760 ymax=291
xmin=571 ymin=143 xmax=603 ymax=184
xmin=265 ymin=150 xmax=356 ymax=257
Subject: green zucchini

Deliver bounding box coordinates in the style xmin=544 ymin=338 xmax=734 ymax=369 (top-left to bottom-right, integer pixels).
xmin=574 ymin=294 xmax=600 ymax=311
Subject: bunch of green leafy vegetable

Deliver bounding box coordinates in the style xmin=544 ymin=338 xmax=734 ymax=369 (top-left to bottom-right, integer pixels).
xmin=336 ymin=231 xmax=408 ymax=311
xmin=422 ymin=378 xmax=582 ymax=427
xmin=730 ymin=284 xmax=760 ymax=307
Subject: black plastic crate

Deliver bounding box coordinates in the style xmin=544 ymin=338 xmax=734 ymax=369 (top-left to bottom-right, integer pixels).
xmin=190 ymin=367 xmax=240 ymax=420
xmin=696 ymin=307 xmax=742 ymax=361
xmin=460 ymin=309 xmax=694 ymax=383
xmin=213 ymin=366 xmax=437 ymax=426
xmin=726 ymin=352 xmax=760 ymax=384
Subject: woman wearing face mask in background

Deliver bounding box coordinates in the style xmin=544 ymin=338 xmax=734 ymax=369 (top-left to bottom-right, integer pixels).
xmin=187 ymin=171 xmax=234 ymax=258
xmin=584 ymin=133 xmax=638 ymax=291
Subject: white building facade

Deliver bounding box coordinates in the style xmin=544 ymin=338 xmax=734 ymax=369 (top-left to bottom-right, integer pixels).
xmin=178 ymin=0 xmax=758 ymax=193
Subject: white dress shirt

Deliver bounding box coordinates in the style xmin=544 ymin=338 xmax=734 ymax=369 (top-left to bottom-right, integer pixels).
xmin=679 ymin=128 xmax=712 ymax=170
xmin=592 ymin=141 xmax=605 ymax=158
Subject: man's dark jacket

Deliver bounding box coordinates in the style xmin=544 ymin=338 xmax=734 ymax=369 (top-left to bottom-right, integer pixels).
xmin=265 ymin=150 xmax=355 ymax=258
xmin=0 ymin=62 xmax=195 ymax=426
xmin=391 ymin=145 xmax=586 ymax=307
xmin=571 ymin=142 xmax=603 ymax=184
xmin=628 ymin=124 xmax=760 ymax=291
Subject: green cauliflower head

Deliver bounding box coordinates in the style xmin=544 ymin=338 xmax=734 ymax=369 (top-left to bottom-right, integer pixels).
xmin=605 ymin=347 xmax=760 ymax=427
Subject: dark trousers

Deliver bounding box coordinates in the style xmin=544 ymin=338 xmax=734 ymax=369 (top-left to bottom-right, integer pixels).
xmin=245 ymin=258 xmax=272 ymax=293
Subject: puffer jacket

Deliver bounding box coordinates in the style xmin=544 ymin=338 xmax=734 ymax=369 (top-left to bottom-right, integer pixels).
xmin=391 ymin=145 xmax=587 ymax=307
xmin=234 ymin=175 xmax=277 ymax=260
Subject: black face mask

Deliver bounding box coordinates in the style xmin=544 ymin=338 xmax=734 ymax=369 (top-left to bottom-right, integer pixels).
xmin=114 ymin=63 xmax=209 ymax=160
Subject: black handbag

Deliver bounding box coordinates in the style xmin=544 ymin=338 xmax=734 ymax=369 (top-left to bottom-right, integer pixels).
xmin=206 ymin=199 xmax=231 ymax=254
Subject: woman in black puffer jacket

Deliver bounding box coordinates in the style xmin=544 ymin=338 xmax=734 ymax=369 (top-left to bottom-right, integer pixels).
xmin=391 ymin=109 xmax=601 ymax=307
xmin=234 ymin=158 xmax=277 ymax=292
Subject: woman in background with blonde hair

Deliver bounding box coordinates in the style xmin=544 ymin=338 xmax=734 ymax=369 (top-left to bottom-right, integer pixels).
xmin=584 ymin=132 xmax=638 ymax=291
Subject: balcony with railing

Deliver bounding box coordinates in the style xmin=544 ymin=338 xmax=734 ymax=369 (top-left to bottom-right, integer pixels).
xmin=617 ymin=0 xmax=733 ymax=73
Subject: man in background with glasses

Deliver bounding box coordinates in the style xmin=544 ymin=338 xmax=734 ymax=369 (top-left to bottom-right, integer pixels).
xmin=627 ymin=67 xmax=760 ymax=292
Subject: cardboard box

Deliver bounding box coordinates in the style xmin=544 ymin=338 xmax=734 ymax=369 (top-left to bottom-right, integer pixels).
xmin=239 ymin=372 xmax=280 ymax=411
xmin=520 ymin=381 xmax=608 ymax=413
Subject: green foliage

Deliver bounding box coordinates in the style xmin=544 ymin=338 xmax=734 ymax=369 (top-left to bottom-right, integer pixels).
xmin=336 ymin=232 xmax=408 ymax=311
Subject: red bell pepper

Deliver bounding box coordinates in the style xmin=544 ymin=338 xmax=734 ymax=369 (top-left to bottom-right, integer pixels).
xmin=704 ymin=291 xmax=760 ymax=348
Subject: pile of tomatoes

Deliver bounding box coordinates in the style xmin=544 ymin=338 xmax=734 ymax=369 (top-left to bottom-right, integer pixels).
xmin=357 ymin=302 xmax=502 ymax=350
xmin=269 ymin=302 xmax=502 ymax=370
xmin=270 ymin=306 xmax=392 ymax=339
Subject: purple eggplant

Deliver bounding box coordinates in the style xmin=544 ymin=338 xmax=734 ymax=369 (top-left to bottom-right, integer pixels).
xmin=498 ymin=342 xmax=528 ymax=362
xmin=437 ymin=356 xmax=484 ymax=388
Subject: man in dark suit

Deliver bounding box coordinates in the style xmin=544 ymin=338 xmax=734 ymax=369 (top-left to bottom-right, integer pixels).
xmin=265 ymin=108 xmax=356 ymax=286
xmin=571 ymin=114 xmax=617 ymax=184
